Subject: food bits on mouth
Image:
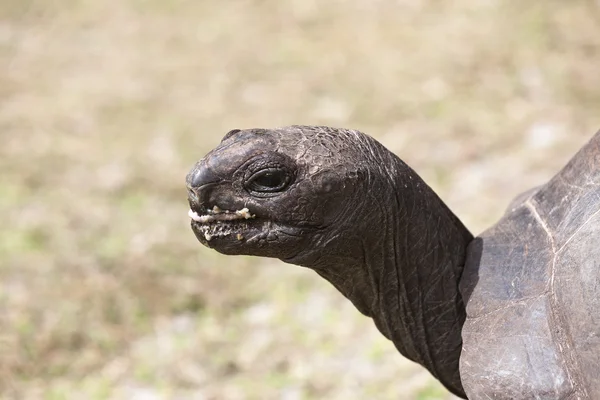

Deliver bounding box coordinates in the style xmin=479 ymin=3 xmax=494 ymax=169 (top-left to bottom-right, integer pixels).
xmin=189 ymin=206 xmax=254 ymax=242
xmin=188 ymin=207 xmax=255 ymax=224
xmin=235 ymin=208 xmax=253 ymax=219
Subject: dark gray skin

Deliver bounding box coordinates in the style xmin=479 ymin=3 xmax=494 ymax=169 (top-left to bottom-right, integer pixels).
xmin=186 ymin=126 xmax=600 ymax=399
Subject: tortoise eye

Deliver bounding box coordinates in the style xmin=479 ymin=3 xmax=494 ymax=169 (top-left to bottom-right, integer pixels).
xmin=246 ymin=168 xmax=291 ymax=193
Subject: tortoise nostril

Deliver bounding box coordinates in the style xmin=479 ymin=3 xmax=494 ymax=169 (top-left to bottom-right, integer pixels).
xmin=186 ymin=164 xmax=225 ymax=212
xmin=188 ymin=165 xmax=222 ymax=188
xmin=187 ymin=188 xmax=199 ymax=203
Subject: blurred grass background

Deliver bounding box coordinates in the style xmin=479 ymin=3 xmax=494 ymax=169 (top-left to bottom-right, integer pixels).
xmin=1 ymin=0 xmax=599 ymax=399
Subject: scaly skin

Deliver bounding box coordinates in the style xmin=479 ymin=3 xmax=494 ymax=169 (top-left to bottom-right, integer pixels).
xmin=188 ymin=127 xmax=600 ymax=399
xmin=186 ymin=126 xmax=472 ymax=397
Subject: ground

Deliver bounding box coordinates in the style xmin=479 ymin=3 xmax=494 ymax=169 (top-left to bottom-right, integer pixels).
xmin=1 ymin=0 xmax=599 ymax=399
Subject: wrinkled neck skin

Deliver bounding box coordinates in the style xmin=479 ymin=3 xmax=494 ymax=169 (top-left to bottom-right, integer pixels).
xmin=286 ymin=141 xmax=472 ymax=398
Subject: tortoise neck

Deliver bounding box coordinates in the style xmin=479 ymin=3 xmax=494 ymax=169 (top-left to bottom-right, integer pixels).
xmin=374 ymin=165 xmax=472 ymax=398
xmin=292 ymin=157 xmax=471 ymax=398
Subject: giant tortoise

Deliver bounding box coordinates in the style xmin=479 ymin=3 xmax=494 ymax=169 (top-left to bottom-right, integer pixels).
xmin=186 ymin=126 xmax=600 ymax=399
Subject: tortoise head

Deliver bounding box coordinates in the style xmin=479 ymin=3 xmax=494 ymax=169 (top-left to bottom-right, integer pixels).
xmin=186 ymin=126 xmax=374 ymax=263
xmin=186 ymin=125 xmax=472 ymax=398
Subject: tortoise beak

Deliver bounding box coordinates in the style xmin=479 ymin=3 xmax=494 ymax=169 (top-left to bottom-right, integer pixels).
xmin=186 ymin=160 xmax=225 ymax=213
xmin=187 ymin=161 xmax=222 ymax=189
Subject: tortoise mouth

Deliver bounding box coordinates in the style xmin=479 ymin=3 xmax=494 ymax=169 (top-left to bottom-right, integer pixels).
xmin=188 ymin=206 xmax=256 ymax=242
xmin=188 ymin=206 xmax=254 ymax=224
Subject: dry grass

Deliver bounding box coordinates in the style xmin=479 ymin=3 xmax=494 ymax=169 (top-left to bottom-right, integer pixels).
xmin=1 ymin=0 xmax=599 ymax=399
